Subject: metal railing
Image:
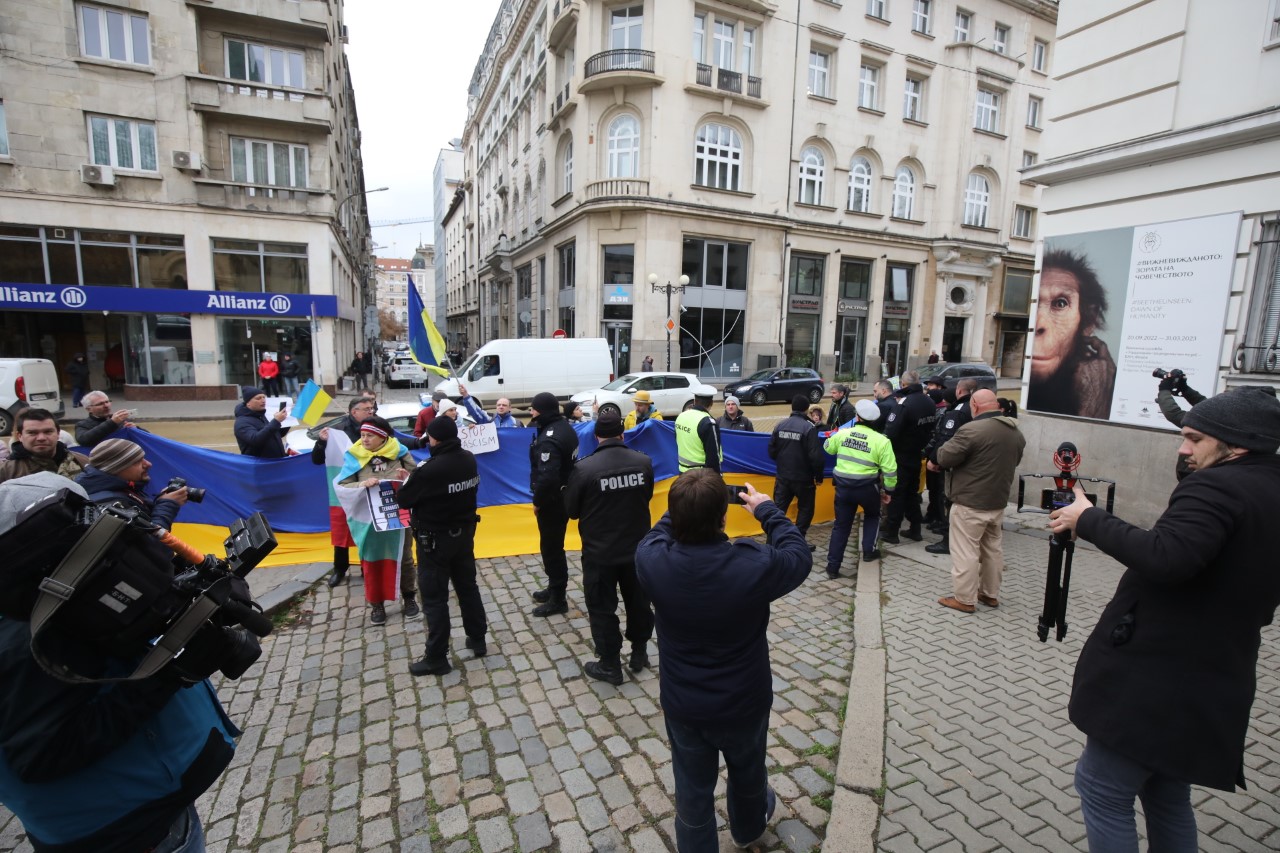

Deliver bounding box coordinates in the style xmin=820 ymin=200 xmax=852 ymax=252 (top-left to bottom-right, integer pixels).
xmin=584 ymin=49 xmax=655 ymax=78
xmin=695 ymin=63 xmax=762 ymax=98
xmin=549 ymin=82 xmax=571 ymax=123
xmin=1234 ymin=344 xmax=1280 ymax=374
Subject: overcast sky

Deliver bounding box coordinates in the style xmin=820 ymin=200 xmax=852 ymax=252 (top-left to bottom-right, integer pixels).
xmin=343 ymin=1 xmax=504 ymax=260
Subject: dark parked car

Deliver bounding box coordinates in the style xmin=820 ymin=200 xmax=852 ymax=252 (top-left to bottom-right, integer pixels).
xmin=727 ymin=367 xmax=825 ymax=406
xmin=915 ymin=362 xmax=997 ymax=392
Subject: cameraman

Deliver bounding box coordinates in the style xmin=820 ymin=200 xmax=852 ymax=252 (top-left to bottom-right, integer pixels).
xmin=0 ymin=473 xmax=238 ymax=853
xmin=76 ymin=439 xmax=187 ymax=529
xmin=1154 ymin=369 xmax=1206 ymax=429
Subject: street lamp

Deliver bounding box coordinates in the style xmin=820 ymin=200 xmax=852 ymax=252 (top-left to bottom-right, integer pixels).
xmin=648 ymin=272 xmax=690 ymax=372
xmin=337 ymin=185 xmax=389 ymax=218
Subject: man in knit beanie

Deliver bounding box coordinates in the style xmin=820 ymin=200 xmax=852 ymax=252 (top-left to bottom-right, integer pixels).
xmin=76 ymin=437 xmax=188 ymax=529
xmin=1049 ymin=386 xmax=1280 ymax=848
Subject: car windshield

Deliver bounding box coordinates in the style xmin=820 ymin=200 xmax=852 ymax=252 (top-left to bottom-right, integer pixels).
xmin=916 ymin=364 xmax=947 ymax=380
xmin=600 ymin=374 xmax=640 ymax=391
xmin=744 ymin=369 xmax=776 ymax=381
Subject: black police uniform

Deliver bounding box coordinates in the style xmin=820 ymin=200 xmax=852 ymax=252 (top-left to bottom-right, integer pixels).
xmin=768 ymin=412 xmax=825 ymax=536
xmin=564 ymin=440 xmax=655 ymax=669
xmin=924 ymin=396 xmax=972 ymax=532
xmin=396 ymin=437 xmax=484 ymax=664
xmin=529 ymin=411 xmax=580 ymax=607
xmin=883 ymin=383 xmax=937 ymax=538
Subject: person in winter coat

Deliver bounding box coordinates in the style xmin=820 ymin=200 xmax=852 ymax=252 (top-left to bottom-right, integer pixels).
xmin=636 ymin=469 xmax=810 ymax=851
xmin=932 ymin=390 xmax=1024 ymax=612
xmin=527 ymin=391 xmax=580 ymax=617
xmin=0 ymin=409 xmax=89 ymax=484
xmin=768 ymin=395 xmax=825 ymax=541
xmin=824 ymin=384 xmax=856 ymax=430
xmin=623 ymin=390 xmax=663 ymax=430
xmin=923 ymin=378 xmax=978 ymax=553
xmin=64 ymin=353 xmax=91 ymax=408
xmin=312 ymin=396 xmax=378 ymax=586
xmin=75 ymin=438 xmax=188 ymax=530
xmin=233 ymin=387 xmax=287 ymax=458
xmin=349 ymin=352 xmax=370 ymax=392
xmin=565 ymin=412 xmax=655 ymax=685
xmin=279 ymin=353 xmax=302 ymax=396
xmin=74 ymin=390 xmax=137 ymax=448
xmin=1049 ymin=388 xmax=1280 ymax=851
xmin=882 ymin=371 xmax=937 ymax=544
xmin=717 ymin=396 xmax=754 ymax=432
xmin=257 ymin=356 xmax=280 ymax=396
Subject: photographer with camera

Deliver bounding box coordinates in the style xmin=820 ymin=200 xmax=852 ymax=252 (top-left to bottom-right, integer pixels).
xmin=1153 ymin=368 xmax=1205 ymax=429
xmin=75 ymin=439 xmax=189 ymax=530
xmin=1049 ymin=388 xmax=1280 ymax=850
xmin=0 ymin=473 xmax=241 ymax=853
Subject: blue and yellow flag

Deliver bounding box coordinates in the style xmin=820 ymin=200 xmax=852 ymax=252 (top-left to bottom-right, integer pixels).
xmin=294 ymin=379 xmax=332 ymax=426
xmin=407 ymin=274 xmax=450 ymax=377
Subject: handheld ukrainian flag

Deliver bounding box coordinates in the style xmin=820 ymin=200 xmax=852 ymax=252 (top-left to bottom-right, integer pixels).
xmin=407 ymin=274 xmax=450 ymax=377
xmin=294 ymin=379 xmax=333 ymax=426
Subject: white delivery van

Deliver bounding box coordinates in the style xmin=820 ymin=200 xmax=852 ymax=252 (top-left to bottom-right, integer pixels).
xmin=435 ymin=338 xmax=614 ymax=407
xmin=0 ymin=358 xmax=65 ymax=435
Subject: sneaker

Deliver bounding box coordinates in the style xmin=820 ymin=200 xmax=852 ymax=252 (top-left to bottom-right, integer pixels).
xmin=402 ymin=596 xmax=421 ymax=618
xmin=924 ymin=541 xmax=950 ymax=555
xmin=408 ymin=657 xmax=452 ymax=676
xmin=369 ymin=603 xmax=386 ymax=625
xmin=903 ymin=526 xmax=924 ymax=542
xmin=862 ymin=550 xmax=881 ymax=562
xmin=733 ymin=786 xmax=778 ymax=849
xmin=531 ymin=587 xmax=551 ymax=604
xmin=465 ymin=636 xmax=488 ymax=657
xmin=584 ymin=660 xmax=624 ymax=686
xmin=628 ymin=649 xmax=650 ymax=673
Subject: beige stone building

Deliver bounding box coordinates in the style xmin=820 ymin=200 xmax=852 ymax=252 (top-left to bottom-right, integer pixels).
xmin=0 ymin=0 xmax=373 ymax=398
xmin=450 ymin=0 xmax=1056 ymax=383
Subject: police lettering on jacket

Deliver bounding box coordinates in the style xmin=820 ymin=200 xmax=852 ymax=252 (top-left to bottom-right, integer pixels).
xmin=598 ymin=471 xmax=646 ymax=492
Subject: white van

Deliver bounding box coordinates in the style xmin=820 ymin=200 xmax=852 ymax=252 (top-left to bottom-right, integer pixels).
xmin=434 ymin=338 xmax=614 ymax=407
xmin=0 ymin=358 xmax=64 ymax=435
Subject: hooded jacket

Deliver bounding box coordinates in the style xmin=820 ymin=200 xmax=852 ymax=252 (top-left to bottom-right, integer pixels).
xmin=232 ymin=403 xmax=285 ymax=459
xmin=934 ymin=411 xmax=1024 ymax=510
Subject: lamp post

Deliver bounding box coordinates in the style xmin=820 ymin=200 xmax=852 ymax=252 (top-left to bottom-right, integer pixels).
xmin=337 ymin=185 xmax=389 ymax=221
xmin=648 ymin=272 xmax=690 ymax=372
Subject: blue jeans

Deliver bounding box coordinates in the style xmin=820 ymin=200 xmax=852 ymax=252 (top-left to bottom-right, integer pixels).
xmin=666 ymin=711 xmax=770 ymax=852
xmin=152 ymin=804 xmax=205 ymax=853
xmin=1074 ymin=737 xmax=1197 ymax=853
xmin=283 ymin=376 xmax=300 ymax=395
xmin=827 ymin=480 xmax=880 ymax=573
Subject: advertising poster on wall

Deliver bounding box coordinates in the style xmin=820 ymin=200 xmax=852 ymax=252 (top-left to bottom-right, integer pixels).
xmin=1025 ymin=212 xmax=1241 ymax=428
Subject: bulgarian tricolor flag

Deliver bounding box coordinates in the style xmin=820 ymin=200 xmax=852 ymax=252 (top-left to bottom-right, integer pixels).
xmin=323 ymin=431 xmax=357 ymax=552
xmin=332 ymin=438 xmax=404 ymax=604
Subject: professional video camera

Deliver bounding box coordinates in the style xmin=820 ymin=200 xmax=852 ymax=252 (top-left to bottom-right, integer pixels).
xmin=0 ymin=488 xmax=276 ymax=684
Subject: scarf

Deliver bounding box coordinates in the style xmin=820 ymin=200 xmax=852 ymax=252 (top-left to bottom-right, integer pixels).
xmin=337 ymin=435 xmax=408 ymax=482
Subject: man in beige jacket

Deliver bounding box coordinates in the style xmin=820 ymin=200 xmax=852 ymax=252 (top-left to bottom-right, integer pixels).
xmin=931 ymin=390 xmax=1025 ymax=613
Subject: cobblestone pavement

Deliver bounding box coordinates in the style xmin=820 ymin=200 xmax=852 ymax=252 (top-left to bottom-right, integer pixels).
xmin=876 ymin=528 xmax=1280 ymax=852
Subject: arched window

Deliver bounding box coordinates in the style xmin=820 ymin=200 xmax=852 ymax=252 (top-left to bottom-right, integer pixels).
xmin=607 ymin=114 xmax=640 ymax=178
xmin=892 ymin=165 xmax=916 ymax=219
xmin=963 ymin=172 xmax=990 ymax=227
xmin=694 ymin=123 xmax=743 ymax=191
xmin=797 ymin=146 xmax=825 ymax=205
xmin=561 ymin=136 xmax=574 ymax=195
xmin=847 ymin=156 xmax=873 ymax=213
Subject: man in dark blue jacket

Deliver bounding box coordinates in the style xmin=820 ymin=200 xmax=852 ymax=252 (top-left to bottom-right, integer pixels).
xmin=76 ymin=438 xmax=188 ymax=530
xmin=233 ymin=386 xmax=287 ymax=458
xmin=636 ymin=469 xmax=811 ymax=851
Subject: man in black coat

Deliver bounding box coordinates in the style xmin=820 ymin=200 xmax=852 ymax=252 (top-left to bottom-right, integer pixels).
xmin=397 ymin=415 xmax=485 ymax=677
xmin=923 ymin=378 xmax=977 ymax=553
xmin=565 ymin=412 xmax=655 ymax=684
xmin=824 ymin=384 xmax=856 ymax=430
xmin=64 ymin=353 xmax=90 ymax=409
xmin=768 ymin=395 xmax=825 ymax=543
xmin=74 ymin=390 xmax=137 ymax=448
xmin=1050 ymin=388 xmax=1280 ymax=850
xmin=233 ymin=386 xmax=287 ymax=458
xmin=528 ymin=391 xmax=580 ymax=617
xmin=882 ymin=370 xmax=936 ymax=544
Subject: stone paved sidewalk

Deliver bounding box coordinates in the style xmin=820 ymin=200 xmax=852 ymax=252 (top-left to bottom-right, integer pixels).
xmin=876 ymin=529 xmax=1280 ymax=852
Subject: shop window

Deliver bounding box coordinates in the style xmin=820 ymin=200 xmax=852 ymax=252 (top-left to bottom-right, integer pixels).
xmin=213 ymin=239 xmax=308 ymax=294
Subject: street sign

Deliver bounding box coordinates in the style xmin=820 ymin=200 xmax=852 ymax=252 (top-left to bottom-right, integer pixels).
xmin=552 ymin=329 xmax=567 ymax=339
xmin=665 ymin=318 xmax=676 ymax=332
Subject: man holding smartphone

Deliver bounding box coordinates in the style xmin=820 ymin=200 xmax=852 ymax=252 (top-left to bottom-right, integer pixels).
xmin=234 ymin=386 xmax=288 ymax=458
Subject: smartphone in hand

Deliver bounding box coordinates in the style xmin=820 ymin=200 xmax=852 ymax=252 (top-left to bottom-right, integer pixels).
xmin=725 ymin=484 xmax=747 ymax=504
xmin=279 ymin=401 xmax=289 ymax=412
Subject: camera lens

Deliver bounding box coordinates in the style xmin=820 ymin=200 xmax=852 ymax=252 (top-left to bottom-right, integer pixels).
xmin=217 ymin=627 xmax=263 ymax=681
xmin=1152 ymin=368 xmax=1168 ymax=379
xmin=186 ymin=488 xmax=206 ymax=504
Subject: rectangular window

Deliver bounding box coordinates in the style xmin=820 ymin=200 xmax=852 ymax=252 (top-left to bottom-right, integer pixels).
xmin=903 ymin=76 xmax=924 ymax=121
xmin=858 ymin=63 xmax=880 ymax=109
xmin=712 ymin=19 xmax=735 ymax=70
xmin=88 ymin=114 xmax=157 ymax=171
xmin=885 ymin=264 xmax=913 ymax=304
xmin=789 ymin=253 xmax=824 ymax=296
xmin=213 ymin=239 xmax=308 ymax=295
xmin=741 ymin=27 xmax=756 ymax=74
xmin=1032 ymin=39 xmax=1048 ymax=72
xmin=993 ymin=24 xmax=1008 ymax=54
xmin=1022 ymin=150 xmax=1038 ymax=168
xmin=808 ymin=50 xmax=831 ymax=97
xmin=558 ymin=242 xmax=575 ymax=291
xmin=840 ymin=258 xmax=872 ymax=300
xmin=1013 ymin=205 xmax=1035 ymax=239
xmin=1270 ymin=0 xmax=1280 ymax=45
xmin=1001 ymin=268 xmax=1033 ymax=315
xmin=867 ymin=0 xmax=886 ymax=18
xmin=693 ymin=14 xmax=706 ymax=61
xmin=226 ymin=39 xmax=305 ymax=88
xmin=230 ymin=137 xmax=308 ymax=188
xmin=0 ymin=101 xmax=8 ymax=157
xmin=79 ymin=3 xmax=150 ymax=65
xmin=682 ymin=238 xmax=749 ymax=291
xmin=954 ymin=11 xmax=971 ymax=42
xmin=974 ymin=88 xmax=1001 ymax=132
xmin=1027 ymin=95 xmax=1043 ymax=128
xmin=912 ymin=0 xmax=931 ymax=34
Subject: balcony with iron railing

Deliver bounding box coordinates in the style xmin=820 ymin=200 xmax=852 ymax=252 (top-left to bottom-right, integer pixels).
xmin=694 ymin=63 xmax=763 ymax=99
xmin=548 ymin=80 xmax=577 ymax=128
xmin=584 ymin=178 xmax=651 ymax=200
xmin=580 ymin=49 xmax=661 ymax=92
xmin=548 ymin=0 xmax=580 ymax=47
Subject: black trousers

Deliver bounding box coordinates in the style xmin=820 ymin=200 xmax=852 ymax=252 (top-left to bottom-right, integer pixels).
xmin=416 ymin=526 xmax=486 ymax=663
xmin=773 ymin=478 xmax=817 ymax=535
xmin=885 ymin=454 xmax=923 ymax=533
xmin=925 ymin=468 xmax=946 ymax=522
xmin=582 ymin=557 xmax=653 ymax=666
xmin=536 ymin=500 xmax=569 ymax=593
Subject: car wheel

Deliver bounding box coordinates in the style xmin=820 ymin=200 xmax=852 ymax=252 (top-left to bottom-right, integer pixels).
xmin=808 ymin=386 xmax=823 ymax=404
xmin=599 ymin=403 xmax=621 ymax=417
xmin=750 ymin=390 xmax=767 ymax=406
xmin=0 ymin=410 xmax=11 ymax=437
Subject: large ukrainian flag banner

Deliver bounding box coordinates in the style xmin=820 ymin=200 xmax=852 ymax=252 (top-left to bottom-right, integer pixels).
xmin=125 ymin=421 xmax=841 ymax=568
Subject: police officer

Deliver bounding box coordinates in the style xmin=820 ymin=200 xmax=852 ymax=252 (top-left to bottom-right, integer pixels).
xmin=397 ymin=414 xmax=485 ymax=677
xmin=768 ymin=395 xmax=825 ymax=544
xmin=528 ymin=391 xmax=580 ymax=617
xmin=824 ymin=399 xmax=898 ymax=577
xmin=565 ymin=411 xmax=655 ymax=685
xmin=924 ymin=378 xmax=977 ymax=554
xmin=674 ymin=386 xmax=722 ymax=473
xmin=882 ymin=370 xmax=937 ymax=544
